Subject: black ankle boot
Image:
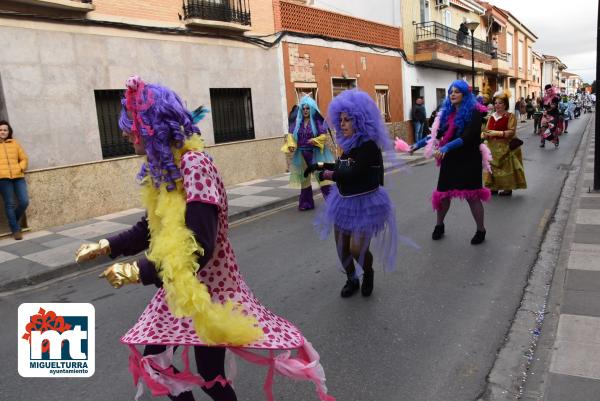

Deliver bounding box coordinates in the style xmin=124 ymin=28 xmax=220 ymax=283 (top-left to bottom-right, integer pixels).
xmin=361 ymin=270 xmax=374 ymax=297
xmin=341 ymin=274 xmax=360 ymax=298
xmin=432 ymin=224 xmax=445 ymax=240
xmin=471 ymin=230 xmax=486 ymax=245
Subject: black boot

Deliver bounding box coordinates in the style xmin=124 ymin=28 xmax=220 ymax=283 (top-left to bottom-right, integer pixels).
xmin=470 ymin=230 xmax=486 ymax=245
xmin=361 ymin=269 xmax=374 ymax=297
xmin=432 ymin=224 xmax=445 ymax=240
xmin=340 ymin=274 xmax=360 ymax=298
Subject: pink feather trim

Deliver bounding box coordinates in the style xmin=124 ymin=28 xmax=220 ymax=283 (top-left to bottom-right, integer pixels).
xmin=423 ymin=114 xmax=441 ymax=159
xmin=479 ymin=142 xmax=493 ymax=173
xmin=431 ymin=188 xmax=492 ymax=211
xmin=394 ymin=138 xmax=411 ymax=152
xmin=475 ymin=103 xmax=489 ymax=113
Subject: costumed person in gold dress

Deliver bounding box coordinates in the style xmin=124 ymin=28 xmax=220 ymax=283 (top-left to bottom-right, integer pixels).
xmin=483 ymin=91 xmax=527 ymax=196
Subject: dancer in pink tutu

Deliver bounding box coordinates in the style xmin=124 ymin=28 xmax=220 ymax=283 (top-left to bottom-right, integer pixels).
xmin=75 ymin=77 xmax=333 ymax=401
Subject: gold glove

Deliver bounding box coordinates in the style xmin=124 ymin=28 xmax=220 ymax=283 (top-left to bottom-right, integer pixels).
xmin=280 ymin=134 xmax=297 ymax=154
xmin=75 ymin=239 xmax=111 ymax=263
xmin=99 ymin=261 xmax=140 ymax=289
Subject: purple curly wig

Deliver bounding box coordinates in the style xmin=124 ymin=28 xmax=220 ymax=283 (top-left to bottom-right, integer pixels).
xmin=327 ymin=89 xmax=392 ymax=153
xmin=118 ymin=77 xmax=200 ymax=190
xmin=437 ymin=79 xmax=486 ymax=140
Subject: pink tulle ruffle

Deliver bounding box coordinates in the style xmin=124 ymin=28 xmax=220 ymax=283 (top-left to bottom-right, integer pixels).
xmin=431 ymin=188 xmax=492 ymax=211
xmin=127 ymin=342 xmax=335 ymax=401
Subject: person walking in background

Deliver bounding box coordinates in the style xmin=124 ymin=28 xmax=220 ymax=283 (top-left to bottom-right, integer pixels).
xmin=526 ymin=96 xmax=534 ymax=119
xmin=514 ymin=97 xmax=521 ymax=122
xmin=540 ymin=99 xmax=560 ymax=148
xmin=0 ymin=120 xmax=29 ymax=240
xmin=483 ymin=91 xmax=527 ymax=196
xmin=519 ymin=97 xmax=527 ymax=123
xmin=411 ymin=97 xmax=427 ymax=143
xmin=533 ymin=97 xmax=544 ymax=135
xmin=410 ymin=80 xmax=490 ymax=245
xmin=282 ymin=96 xmax=335 ymax=210
xmin=559 ymin=96 xmax=571 ymax=134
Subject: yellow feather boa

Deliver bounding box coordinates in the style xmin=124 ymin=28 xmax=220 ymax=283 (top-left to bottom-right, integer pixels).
xmin=141 ymin=135 xmax=262 ymax=346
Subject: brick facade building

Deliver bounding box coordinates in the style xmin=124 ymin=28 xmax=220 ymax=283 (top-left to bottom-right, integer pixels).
xmin=273 ymin=0 xmax=407 ymax=140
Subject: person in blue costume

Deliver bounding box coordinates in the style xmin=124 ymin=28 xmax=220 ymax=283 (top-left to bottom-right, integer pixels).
xmin=410 ymin=80 xmax=490 ymax=245
xmin=282 ymin=96 xmax=335 ymax=210
xmin=307 ymin=89 xmax=399 ymax=298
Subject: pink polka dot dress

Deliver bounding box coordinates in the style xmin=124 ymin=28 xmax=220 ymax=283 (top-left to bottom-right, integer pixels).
xmin=120 ymin=151 xmax=334 ymax=400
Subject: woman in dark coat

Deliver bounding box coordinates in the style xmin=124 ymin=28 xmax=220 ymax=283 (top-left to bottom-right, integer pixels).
xmin=411 ymin=80 xmax=491 ymax=244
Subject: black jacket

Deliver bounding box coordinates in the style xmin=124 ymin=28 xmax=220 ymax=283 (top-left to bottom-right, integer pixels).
xmin=332 ymin=140 xmax=384 ymax=196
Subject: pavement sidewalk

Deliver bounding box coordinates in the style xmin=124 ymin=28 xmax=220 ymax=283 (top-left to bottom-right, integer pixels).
xmin=531 ymin=117 xmax=600 ymax=400
xmin=0 ymin=150 xmax=427 ymax=293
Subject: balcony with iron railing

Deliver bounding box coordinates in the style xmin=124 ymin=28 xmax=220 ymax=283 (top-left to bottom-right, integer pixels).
xmin=491 ymin=50 xmax=509 ymax=74
xmin=9 ymin=0 xmax=93 ymax=12
xmin=183 ymin=0 xmax=251 ymax=31
xmin=413 ymin=21 xmax=493 ymax=71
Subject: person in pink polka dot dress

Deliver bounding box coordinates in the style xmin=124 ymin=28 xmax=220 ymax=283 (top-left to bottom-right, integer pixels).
xmin=75 ymin=77 xmax=333 ymax=401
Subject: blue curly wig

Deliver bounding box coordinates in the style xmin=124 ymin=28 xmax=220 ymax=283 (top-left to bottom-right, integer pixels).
xmin=327 ymin=89 xmax=392 ymax=153
xmin=118 ymin=79 xmax=200 ymax=191
xmin=437 ymin=79 xmax=480 ymax=139
xmin=292 ymin=96 xmax=324 ymax=139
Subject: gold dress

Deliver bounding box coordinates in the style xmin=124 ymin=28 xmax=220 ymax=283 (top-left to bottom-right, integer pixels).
xmin=483 ymin=112 xmax=527 ymax=191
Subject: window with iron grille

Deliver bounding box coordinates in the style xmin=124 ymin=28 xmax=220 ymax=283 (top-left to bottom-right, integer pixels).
xmin=209 ymin=88 xmax=255 ymax=144
xmin=332 ymin=78 xmax=357 ymax=98
xmin=375 ymin=88 xmax=390 ymax=122
xmin=295 ymin=86 xmax=318 ymax=104
xmin=94 ymin=89 xmax=134 ymax=158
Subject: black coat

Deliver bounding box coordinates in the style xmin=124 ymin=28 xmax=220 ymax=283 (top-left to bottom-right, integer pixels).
xmin=333 ymin=140 xmax=384 ymax=196
xmin=437 ymin=110 xmax=484 ymax=192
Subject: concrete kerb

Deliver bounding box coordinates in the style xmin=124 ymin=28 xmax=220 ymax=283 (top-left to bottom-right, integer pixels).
xmin=477 ymin=115 xmax=594 ymax=400
xmin=0 ymin=154 xmax=427 ymax=294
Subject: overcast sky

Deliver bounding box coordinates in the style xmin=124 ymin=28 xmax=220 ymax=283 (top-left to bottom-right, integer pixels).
xmin=489 ymin=0 xmax=597 ymax=82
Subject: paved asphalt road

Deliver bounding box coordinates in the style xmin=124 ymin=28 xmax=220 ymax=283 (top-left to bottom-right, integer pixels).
xmin=0 ymin=115 xmax=591 ymax=401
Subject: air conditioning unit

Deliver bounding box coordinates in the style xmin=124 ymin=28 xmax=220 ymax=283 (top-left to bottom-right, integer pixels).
xmin=435 ymin=0 xmax=450 ymax=8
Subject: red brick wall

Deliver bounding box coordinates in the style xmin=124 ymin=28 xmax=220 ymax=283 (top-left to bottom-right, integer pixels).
xmin=282 ymin=42 xmax=404 ymax=122
xmin=279 ymin=1 xmax=403 ymax=49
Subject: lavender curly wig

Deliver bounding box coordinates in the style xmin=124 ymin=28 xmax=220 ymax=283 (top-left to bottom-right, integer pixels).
xmin=327 ymin=89 xmax=392 ymax=153
xmin=118 ymin=79 xmax=200 ymax=190
xmin=437 ymin=79 xmax=485 ymax=140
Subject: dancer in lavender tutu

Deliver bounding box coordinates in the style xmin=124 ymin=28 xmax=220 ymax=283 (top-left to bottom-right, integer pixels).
xmin=306 ymin=89 xmax=398 ymax=298
xmin=75 ymin=77 xmax=333 ymax=401
xmin=282 ymin=96 xmax=335 ymax=210
xmin=410 ymin=79 xmax=490 ymax=244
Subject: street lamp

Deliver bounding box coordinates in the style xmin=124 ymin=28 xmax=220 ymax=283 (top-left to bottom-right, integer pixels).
xmin=465 ymin=20 xmax=480 ymax=92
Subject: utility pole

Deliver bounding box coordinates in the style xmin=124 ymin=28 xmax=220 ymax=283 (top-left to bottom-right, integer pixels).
xmin=595 ymin=0 xmax=600 ymax=190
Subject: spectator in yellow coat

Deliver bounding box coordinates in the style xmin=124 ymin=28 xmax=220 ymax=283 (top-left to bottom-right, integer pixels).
xmin=0 ymin=121 xmax=29 ymax=239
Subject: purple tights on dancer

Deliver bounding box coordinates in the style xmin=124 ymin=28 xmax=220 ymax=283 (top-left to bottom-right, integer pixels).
xmin=299 ymin=150 xmax=331 ymax=210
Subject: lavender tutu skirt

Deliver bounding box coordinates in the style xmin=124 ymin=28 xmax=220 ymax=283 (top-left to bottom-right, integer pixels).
xmin=315 ymin=185 xmax=398 ymax=272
